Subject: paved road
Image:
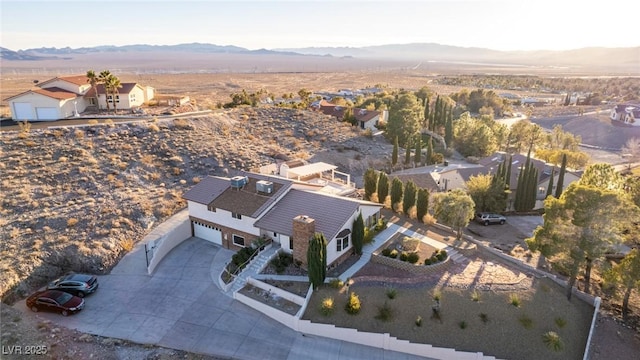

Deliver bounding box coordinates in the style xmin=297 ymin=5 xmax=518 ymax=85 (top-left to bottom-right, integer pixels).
xmin=14 ymin=238 xmax=430 ymax=360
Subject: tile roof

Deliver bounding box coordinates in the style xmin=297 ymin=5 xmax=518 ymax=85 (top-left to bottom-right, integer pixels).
xmin=393 ymin=173 xmax=440 ymax=192
xmin=254 ymin=189 xmax=368 ymax=241
xmin=5 ymin=87 xmax=79 ymax=101
xmin=38 ymin=75 xmax=89 ymax=87
xmin=182 ymin=173 xmax=292 ymax=218
xmin=314 ymin=100 xmax=380 ymax=123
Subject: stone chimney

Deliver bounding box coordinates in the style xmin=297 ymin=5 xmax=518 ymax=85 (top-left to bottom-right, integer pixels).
xmin=292 ymin=215 xmax=315 ymax=269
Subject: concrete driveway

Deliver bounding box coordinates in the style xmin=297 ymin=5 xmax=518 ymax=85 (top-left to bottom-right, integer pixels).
xmin=14 ymin=238 xmax=429 ymax=359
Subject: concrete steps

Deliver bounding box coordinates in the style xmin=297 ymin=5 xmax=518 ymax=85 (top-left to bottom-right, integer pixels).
xmin=229 ymin=245 xmax=279 ymax=294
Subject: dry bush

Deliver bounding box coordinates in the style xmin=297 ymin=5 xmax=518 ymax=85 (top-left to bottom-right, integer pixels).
xmin=119 ymin=239 xmax=134 ymax=252
xmin=172 ymin=167 xmax=181 ymax=176
xmin=104 ymin=119 xmax=115 ymax=127
xmin=53 ymin=129 xmax=64 ymax=137
xmin=87 ymin=119 xmax=99 ymax=125
xmin=140 ymin=154 xmax=155 ymax=165
xmin=74 ymin=129 xmax=85 ymax=139
xmin=148 ymin=123 xmax=160 ymax=132
xmin=67 ymin=218 xmax=79 ymax=227
xmin=192 ymin=176 xmax=201 ymax=184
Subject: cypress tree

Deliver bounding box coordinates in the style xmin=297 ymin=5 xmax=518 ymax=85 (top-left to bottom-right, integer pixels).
xmin=307 ymin=232 xmax=327 ymax=290
xmin=555 ymin=154 xmax=567 ymax=198
xmin=424 ymin=96 xmax=430 ymax=129
xmin=404 ymin=138 xmax=412 ymax=165
xmin=403 ymin=180 xmax=417 ymax=215
xmin=546 ymin=168 xmax=555 ymax=198
xmin=352 ymin=213 xmax=365 ymax=255
xmin=514 ymin=165 xmax=524 ymax=211
xmin=416 ymin=188 xmax=429 ymax=222
xmin=414 ymin=136 xmax=422 ymax=165
xmin=444 ymin=104 xmax=453 ymax=147
xmin=505 ymin=155 xmax=512 ymax=188
xmin=426 ymin=138 xmax=433 ymax=165
xmin=390 ymin=177 xmax=404 ymax=212
xmin=392 ymin=136 xmax=399 ymax=166
xmin=363 ymin=168 xmax=377 ymax=201
xmin=377 ymin=172 xmax=389 ymax=205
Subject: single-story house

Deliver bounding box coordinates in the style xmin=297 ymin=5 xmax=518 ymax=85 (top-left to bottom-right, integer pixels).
xmin=182 ymin=171 xmax=382 ymax=268
xmin=610 ymin=103 xmax=640 ymax=126
xmin=5 ymin=74 xmax=155 ymax=121
xmin=312 ymin=99 xmax=388 ymax=131
xmin=5 ymin=75 xmax=91 ymax=121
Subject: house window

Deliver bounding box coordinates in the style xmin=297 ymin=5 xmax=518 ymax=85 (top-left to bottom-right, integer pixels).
xmin=367 ymin=213 xmax=378 ymax=228
xmin=273 ymin=232 xmax=278 ymax=237
xmin=336 ymin=232 xmax=351 ymax=251
xmin=207 ymin=204 xmax=216 ymax=212
xmin=89 ymin=98 xmax=96 ymax=105
xmin=289 ymin=239 xmax=293 ymax=251
xmin=233 ymin=234 xmax=245 ymax=247
xmin=232 ymin=212 xmax=242 ymax=220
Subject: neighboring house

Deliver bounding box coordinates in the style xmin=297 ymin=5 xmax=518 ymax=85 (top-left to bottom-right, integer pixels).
xmin=5 ymin=75 xmax=155 ymax=121
xmin=431 ymin=167 xmax=490 ymax=192
xmin=182 ymin=172 xmax=382 ymax=268
xmin=392 ymin=173 xmax=440 ymax=193
xmin=610 ymin=103 xmax=640 ymax=126
xmin=312 ymin=99 xmax=388 ymax=131
xmin=6 ymin=75 xmax=91 ymax=121
xmin=479 ymin=152 xmax=581 ymax=209
xmin=86 ymin=83 xmax=155 ymax=111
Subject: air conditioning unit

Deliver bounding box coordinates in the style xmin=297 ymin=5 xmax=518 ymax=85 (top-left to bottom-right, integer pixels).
xmin=230 ymin=176 xmax=248 ymax=189
xmin=256 ymin=180 xmax=274 ymax=194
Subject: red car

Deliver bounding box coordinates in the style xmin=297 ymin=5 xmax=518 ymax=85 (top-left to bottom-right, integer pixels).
xmin=26 ymin=289 xmax=85 ymax=316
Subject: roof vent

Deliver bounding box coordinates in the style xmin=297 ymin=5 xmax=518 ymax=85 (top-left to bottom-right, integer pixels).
xmin=256 ymin=180 xmax=274 ymax=194
xmin=230 ymin=176 xmax=248 ymax=189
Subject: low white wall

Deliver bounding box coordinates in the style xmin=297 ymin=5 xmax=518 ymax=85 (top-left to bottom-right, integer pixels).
xmin=246 ymin=277 xmax=306 ymax=306
xmin=583 ymin=297 xmax=601 ymax=360
xmin=296 ymin=320 xmax=491 ymax=360
xmin=146 ymin=209 xmax=191 ymax=274
xmin=235 ymin=291 xmax=298 ymax=329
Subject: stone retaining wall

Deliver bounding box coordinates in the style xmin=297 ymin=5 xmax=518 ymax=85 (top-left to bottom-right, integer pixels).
xmin=371 ymin=254 xmax=451 ymax=275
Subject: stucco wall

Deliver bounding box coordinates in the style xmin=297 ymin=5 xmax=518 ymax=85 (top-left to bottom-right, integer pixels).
xmin=146 ymin=209 xmax=191 ymax=274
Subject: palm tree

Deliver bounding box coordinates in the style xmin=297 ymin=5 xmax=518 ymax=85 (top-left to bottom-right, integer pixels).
xmin=86 ymin=70 xmax=100 ymax=113
xmin=104 ymin=75 xmax=122 ymax=114
xmin=98 ymin=70 xmax=112 ymax=112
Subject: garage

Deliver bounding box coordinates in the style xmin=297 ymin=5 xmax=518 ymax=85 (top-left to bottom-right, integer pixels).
xmin=13 ymin=102 xmax=33 ymax=121
xmin=35 ymin=107 xmax=59 ymax=121
xmin=193 ymin=221 xmax=222 ymax=245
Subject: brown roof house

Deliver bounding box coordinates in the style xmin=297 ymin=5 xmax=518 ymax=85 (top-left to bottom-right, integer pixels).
xmin=182 ymin=172 xmax=382 ymax=267
xmin=5 ymin=74 xmax=155 ymax=121
xmin=312 ymin=99 xmax=388 ymax=131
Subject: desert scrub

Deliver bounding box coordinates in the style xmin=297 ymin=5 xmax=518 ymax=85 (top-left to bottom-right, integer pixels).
xmin=458 ymin=320 xmax=467 ymax=329
xmin=320 ymin=297 xmax=334 ymax=316
xmin=479 ymin=313 xmax=489 ymax=323
xmin=415 ymin=315 xmax=423 ymax=327
xmin=67 ymin=218 xmax=79 ymax=227
xmin=345 ymin=292 xmax=361 ymax=315
xmin=509 ymin=293 xmax=521 ymax=307
xmin=375 ymin=301 xmax=393 ymax=321
xmin=519 ymin=315 xmax=533 ymax=329
xmin=329 ymin=278 xmax=344 ymax=289
xmin=555 ymin=317 xmax=567 ymax=328
xmin=542 ymin=331 xmax=563 ymax=351
xmin=386 ymin=288 xmax=397 ymax=299
xmin=471 ymin=290 xmax=480 ymax=302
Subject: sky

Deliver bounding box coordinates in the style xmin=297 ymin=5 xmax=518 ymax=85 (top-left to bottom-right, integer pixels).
xmin=1 ymin=0 xmax=639 ymax=52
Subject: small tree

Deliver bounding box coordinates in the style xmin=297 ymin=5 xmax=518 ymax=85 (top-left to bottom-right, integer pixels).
xmin=390 ymin=177 xmax=404 ymax=212
xmin=363 ymin=168 xmax=377 ymax=201
xmin=352 ymin=212 xmax=365 ymax=255
xmin=392 ymin=136 xmax=399 ymax=166
xmin=377 ymin=172 xmax=389 ymax=205
xmin=404 ymin=139 xmax=412 ymax=165
xmin=604 ymin=249 xmax=640 ymax=322
xmin=414 ymin=136 xmax=422 ymax=165
xmin=555 ymin=153 xmax=567 ymax=198
xmin=432 ymin=189 xmax=475 ymax=240
xmin=403 ymin=180 xmax=417 ymax=215
xmin=416 ymin=188 xmax=429 ymax=222
xmin=307 ymin=232 xmax=327 ymax=290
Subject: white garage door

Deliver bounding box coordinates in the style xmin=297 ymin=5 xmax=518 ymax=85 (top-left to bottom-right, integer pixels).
xmin=13 ymin=102 xmax=33 ymax=120
xmin=35 ymin=107 xmax=59 ymax=121
xmin=193 ymin=221 xmax=222 ymax=245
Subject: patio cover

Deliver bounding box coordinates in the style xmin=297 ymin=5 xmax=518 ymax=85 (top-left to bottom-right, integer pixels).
xmin=286 ymin=162 xmax=337 ymax=179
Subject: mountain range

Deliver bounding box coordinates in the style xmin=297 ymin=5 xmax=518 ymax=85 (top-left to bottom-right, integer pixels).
xmin=1 ymin=42 xmax=638 ymax=73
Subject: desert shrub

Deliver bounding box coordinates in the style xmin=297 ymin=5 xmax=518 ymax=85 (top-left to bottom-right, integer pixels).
xmin=509 ymin=294 xmax=521 ymax=307
xmin=433 ymin=290 xmax=442 ymax=301
xmin=192 ymin=177 xmax=201 ymax=184
xmin=401 ymin=236 xmax=420 ymax=252
xmin=320 ymin=297 xmax=334 ymax=316
xmin=519 ymin=315 xmax=533 ymax=329
xmin=471 ymin=290 xmax=480 ymax=302
xmin=345 ymin=292 xmax=361 ymax=315
xmin=424 ymin=257 xmax=432 ymax=265
xmin=381 ymin=248 xmax=392 ymax=257
xmin=363 ymin=227 xmax=375 ymax=244
xmin=479 ymin=313 xmax=489 ymax=323
xmin=555 ymin=317 xmax=567 ymax=328
xmin=415 ymin=315 xmax=423 ymax=327
xmin=329 ymin=278 xmax=344 ymax=289
xmin=375 ymin=301 xmax=393 ymax=321
xmin=148 ymin=123 xmax=160 ymax=132
xmin=67 ymin=218 xmax=79 ymax=227
xmin=407 ymin=252 xmax=420 ymax=264
xmin=375 ymin=218 xmax=388 ymax=231
xmin=542 ymin=331 xmax=564 ymax=351
xmin=388 ymin=249 xmax=398 ymax=259
xmin=399 ymin=251 xmax=409 ymax=262
xmin=386 ymin=288 xmax=397 ymax=299
xmin=436 ymin=249 xmax=447 ymax=261
xmin=270 ymin=252 xmax=292 ymax=274
xmin=458 ymin=320 xmax=467 ymax=329
xmin=119 ymin=239 xmax=134 ymax=252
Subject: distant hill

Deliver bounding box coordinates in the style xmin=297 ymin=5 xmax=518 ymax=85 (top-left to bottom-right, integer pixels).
xmin=2 ymin=42 xmax=638 ymax=74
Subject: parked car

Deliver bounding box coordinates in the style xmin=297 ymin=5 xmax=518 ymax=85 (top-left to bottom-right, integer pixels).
xmin=475 ymin=213 xmax=506 ymax=226
xmin=26 ymin=290 xmax=85 ymax=316
xmin=47 ymin=273 xmax=99 ymax=297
